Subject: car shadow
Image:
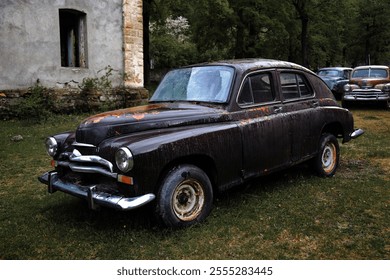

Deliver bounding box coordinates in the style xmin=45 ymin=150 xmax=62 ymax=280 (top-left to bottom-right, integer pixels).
xmin=40 ymin=162 xmax=317 ymax=232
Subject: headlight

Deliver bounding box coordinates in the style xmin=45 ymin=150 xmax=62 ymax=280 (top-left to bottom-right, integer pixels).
xmin=383 ymin=84 xmax=390 ymax=92
xmin=115 ymin=147 xmax=134 ymax=172
xmin=45 ymin=137 xmax=58 ymax=157
xmin=344 ymin=84 xmax=358 ymax=92
xmin=375 ymin=84 xmax=384 ymax=90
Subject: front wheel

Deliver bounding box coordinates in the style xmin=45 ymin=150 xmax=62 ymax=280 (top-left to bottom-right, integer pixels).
xmin=155 ymin=164 xmax=213 ymax=228
xmin=313 ymin=133 xmax=340 ymax=177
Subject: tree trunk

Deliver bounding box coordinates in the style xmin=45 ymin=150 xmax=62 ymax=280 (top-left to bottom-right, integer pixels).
xmin=301 ymin=14 xmax=309 ymax=67
xmin=292 ymin=0 xmax=310 ymax=67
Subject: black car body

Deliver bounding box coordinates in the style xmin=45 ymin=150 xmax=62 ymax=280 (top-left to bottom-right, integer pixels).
xmin=317 ymin=67 xmax=352 ymax=100
xmin=39 ymin=59 xmax=363 ymax=227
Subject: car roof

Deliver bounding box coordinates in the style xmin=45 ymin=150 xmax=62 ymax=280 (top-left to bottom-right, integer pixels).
xmin=353 ymin=65 xmax=389 ymax=70
xmin=189 ymin=58 xmax=315 ymax=75
xmin=318 ymin=67 xmax=352 ymax=71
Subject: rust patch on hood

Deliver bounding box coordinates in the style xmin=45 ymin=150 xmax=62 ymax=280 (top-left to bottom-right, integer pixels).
xmin=132 ymin=113 xmax=145 ymax=120
xmin=81 ymin=104 xmax=165 ymax=125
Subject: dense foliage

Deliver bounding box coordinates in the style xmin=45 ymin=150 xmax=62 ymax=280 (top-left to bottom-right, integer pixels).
xmin=145 ymin=0 xmax=390 ymax=81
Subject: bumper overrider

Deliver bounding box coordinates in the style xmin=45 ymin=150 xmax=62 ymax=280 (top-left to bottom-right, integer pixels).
xmin=38 ymin=148 xmax=155 ymax=211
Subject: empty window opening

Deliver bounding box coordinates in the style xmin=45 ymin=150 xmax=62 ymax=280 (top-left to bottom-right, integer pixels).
xmin=59 ymin=9 xmax=87 ymax=67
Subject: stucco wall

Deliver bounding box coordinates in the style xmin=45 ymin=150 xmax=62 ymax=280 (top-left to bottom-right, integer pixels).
xmin=0 ymin=0 xmax=126 ymax=90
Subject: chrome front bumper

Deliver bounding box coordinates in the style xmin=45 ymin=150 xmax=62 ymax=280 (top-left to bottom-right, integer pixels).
xmin=38 ymin=171 xmax=155 ymax=211
xmin=343 ymin=90 xmax=389 ymax=102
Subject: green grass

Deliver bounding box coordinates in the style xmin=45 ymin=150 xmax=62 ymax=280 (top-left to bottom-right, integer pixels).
xmin=0 ymin=109 xmax=389 ymax=260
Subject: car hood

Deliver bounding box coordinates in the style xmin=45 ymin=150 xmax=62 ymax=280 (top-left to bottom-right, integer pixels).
xmin=76 ymin=103 xmax=229 ymax=146
xmin=350 ymin=77 xmax=390 ymax=88
xmin=319 ymin=76 xmax=342 ymax=88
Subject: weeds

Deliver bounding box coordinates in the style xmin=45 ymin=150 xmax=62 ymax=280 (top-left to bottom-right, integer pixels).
xmin=13 ymin=81 xmax=52 ymax=122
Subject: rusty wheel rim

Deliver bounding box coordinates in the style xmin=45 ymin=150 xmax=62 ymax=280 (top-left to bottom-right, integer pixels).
xmin=172 ymin=179 xmax=205 ymax=221
xmin=322 ymin=142 xmax=337 ymax=174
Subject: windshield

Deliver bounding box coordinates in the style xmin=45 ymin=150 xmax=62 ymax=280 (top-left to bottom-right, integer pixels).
xmin=352 ymin=68 xmax=388 ymax=78
xmin=318 ymin=70 xmax=341 ymax=77
xmin=150 ymin=66 xmax=235 ymax=103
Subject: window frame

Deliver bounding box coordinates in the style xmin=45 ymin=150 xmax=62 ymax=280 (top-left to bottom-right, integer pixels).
xmin=59 ymin=9 xmax=88 ymax=68
xmin=237 ymin=70 xmax=279 ymax=108
xmin=278 ymin=71 xmax=315 ymax=102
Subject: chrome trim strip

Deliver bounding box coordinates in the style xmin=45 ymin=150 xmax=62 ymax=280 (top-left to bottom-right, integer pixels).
xmin=72 ymin=142 xmax=97 ymax=148
xmin=39 ymin=172 xmax=155 ymax=211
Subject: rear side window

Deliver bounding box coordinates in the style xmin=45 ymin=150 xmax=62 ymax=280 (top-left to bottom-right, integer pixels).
xmin=238 ymin=72 xmax=275 ymax=106
xmin=280 ymin=72 xmax=313 ymax=100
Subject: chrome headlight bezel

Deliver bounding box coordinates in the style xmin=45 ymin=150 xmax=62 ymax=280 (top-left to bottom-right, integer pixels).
xmin=45 ymin=137 xmax=58 ymax=157
xmin=115 ymin=147 xmax=134 ymax=173
xmin=343 ymin=84 xmax=351 ymax=92
xmin=382 ymin=83 xmax=390 ymax=92
xmin=344 ymin=84 xmax=358 ymax=92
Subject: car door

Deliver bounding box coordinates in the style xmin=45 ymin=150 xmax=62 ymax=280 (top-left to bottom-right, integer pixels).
xmin=277 ymin=70 xmax=318 ymax=162
xmin=237 ymin=70 xmax=290 ymax=179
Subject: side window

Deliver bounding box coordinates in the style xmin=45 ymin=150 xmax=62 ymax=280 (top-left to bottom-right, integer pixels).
xmin=237 ymin=79 xmax=253 ymax=105
xmin=59 ymin=9 xmax=88 ymax=68
xmin=251 ymin=74 xmax=274 ymax=103
xmin=297 ymin=75 xmax=311 ymax=97
xmin=238 ymin=72 xmax=274 ymax=106
xmin=280 ymin=72 xmax=313 ymax=100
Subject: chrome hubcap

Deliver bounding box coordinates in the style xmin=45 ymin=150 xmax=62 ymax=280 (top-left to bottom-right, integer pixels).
xmin=322 ymin=143 xmax=336 ymax=173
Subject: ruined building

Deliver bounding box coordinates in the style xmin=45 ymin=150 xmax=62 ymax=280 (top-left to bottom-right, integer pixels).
xmin=0 ymin=0 xmax=147 ymax=116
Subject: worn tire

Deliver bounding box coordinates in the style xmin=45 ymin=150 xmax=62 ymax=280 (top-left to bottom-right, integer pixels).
xmin=155 ymin=164 xmax=213 ymax=228
xmin=341 ymin=100 xmax=349 ymax=108
xmin=314 ymin=133 xmax=340 ymax=177
xmin=382 ymin=100 xmax=389 ymax=110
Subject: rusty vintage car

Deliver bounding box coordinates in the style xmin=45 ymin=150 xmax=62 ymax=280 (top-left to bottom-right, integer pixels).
xmin=343 ymin=65 xmax=390 ymax=108
xmin=317 ymin=67 xmax=352 ymax=100
xmin=39 ymin=59 xmax=363 ymax=227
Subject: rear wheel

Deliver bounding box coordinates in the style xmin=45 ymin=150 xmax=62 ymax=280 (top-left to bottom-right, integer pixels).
xmin=314 ymin=133 xmax=340 ymax=177
xmin=155 ymin=164 xmax=213 ymax=227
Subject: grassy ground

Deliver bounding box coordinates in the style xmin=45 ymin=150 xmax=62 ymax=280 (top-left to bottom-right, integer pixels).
xmin=0 ymin=108 xmax=388 ymax=260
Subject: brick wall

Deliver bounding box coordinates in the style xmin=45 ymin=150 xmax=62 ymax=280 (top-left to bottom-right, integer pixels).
xmin=123 ymin=0 xmax=144 ymax=87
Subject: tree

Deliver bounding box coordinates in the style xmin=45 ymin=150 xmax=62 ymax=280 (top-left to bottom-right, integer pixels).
xmin=144 ymin=0 xmax=390 ymax=81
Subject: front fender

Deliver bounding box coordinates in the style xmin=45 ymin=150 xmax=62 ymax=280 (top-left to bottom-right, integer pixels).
xmin=99 ymin=123 xmax=242 ymax=194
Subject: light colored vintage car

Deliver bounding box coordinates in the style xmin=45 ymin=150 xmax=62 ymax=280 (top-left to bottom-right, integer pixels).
xmin=39 ymin=59 xmax=363 ymax=227
xmin=343 ymin=65 xmax=390 ymax=108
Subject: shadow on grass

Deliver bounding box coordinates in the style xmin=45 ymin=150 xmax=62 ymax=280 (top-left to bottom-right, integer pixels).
xmin=41 ymin=162 xmax=316 ymax=231
xmin=41 ymin=196 xmax=158 ymax=231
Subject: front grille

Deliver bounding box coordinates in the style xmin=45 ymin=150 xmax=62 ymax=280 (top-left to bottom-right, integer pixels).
xmin=56 ymin=148 xmax=117 ymax=178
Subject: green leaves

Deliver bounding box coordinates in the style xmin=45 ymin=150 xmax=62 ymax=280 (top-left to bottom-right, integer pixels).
xmin=148 ymin=0 xmax=390 ymax=70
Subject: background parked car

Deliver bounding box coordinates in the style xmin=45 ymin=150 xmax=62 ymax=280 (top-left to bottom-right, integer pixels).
xmin=343 ymin=65 xmax=390 ymax=109
xmin=317 ymin=67 xmax=352 ymax=100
